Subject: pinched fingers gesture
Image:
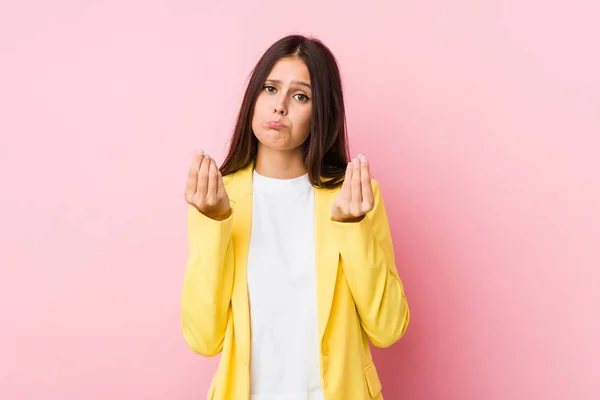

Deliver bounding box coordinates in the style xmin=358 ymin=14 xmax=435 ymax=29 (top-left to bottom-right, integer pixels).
xmin=331 ymin=154 xmax=374 ymax=223
xmin=184 ymin=150 xmax=231 ymax=221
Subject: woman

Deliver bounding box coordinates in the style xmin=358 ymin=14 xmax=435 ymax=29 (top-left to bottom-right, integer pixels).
xmin=181 ymin=34 xmax=410 ymax=400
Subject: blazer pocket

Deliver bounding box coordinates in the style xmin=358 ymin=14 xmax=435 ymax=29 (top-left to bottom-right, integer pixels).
xmin=364 ymin=361 xmax=382 ymax=397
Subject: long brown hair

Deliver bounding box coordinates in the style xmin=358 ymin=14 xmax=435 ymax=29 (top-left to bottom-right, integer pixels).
xmin=220 ymin=34 xmax=350 ymax=189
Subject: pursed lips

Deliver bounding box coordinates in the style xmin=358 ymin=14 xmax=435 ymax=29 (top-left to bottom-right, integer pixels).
xmin=266 ymin=121 xmax=287 ymax=129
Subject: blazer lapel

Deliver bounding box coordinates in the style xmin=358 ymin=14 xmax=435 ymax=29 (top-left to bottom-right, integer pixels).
xmin=227 ymin=163 xmax=254 ymax=363
xmin=314 ymin=187 xmax=340 ymax=341
xmin=226 ymin=162 xmax=340 ymax=349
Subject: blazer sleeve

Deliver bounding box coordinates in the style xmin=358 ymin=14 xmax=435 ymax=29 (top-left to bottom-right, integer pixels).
xmin=180 ymin=204 xmax=235 ymax=356
xmin=330 ymin=179 xmax=410 ymax=348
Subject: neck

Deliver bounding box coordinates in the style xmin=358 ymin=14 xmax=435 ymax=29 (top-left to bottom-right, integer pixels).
xmin=254 ymin=145 xmax=307 ymax=179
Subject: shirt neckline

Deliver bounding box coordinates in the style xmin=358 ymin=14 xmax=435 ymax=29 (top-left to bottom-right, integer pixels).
xmin=252 ymin=169 xmax=311 ymax=193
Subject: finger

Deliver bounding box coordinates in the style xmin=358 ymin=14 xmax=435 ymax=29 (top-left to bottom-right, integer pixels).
xmin=185 ymin=151 xmax=203 ymax=200
xmin=196 ymin=154 xmax=211 ymax=199
xmin=360 ymin=154 xmax=374 ymax=210
xmin=216 ymin=164 xmax=226 ymax=197
xmin=350 ymin=158 xmax=362 ymax=214
xmin=340 ymin=161 xmax=352 ymax=199
xmin=207 ymin=158 xmax=219 ymax=203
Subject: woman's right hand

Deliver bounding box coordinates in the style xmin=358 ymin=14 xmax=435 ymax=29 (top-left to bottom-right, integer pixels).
xmin=185 ymin=150 xmax=232 ymax=221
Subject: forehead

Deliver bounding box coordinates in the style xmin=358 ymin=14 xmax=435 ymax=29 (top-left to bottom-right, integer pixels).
xmin=267 ymin=57 xmax=310 ymax=83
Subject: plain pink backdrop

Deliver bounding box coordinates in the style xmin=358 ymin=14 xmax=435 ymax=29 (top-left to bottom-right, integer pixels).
xmin=1 ymin=1 xmax=599 ymax=399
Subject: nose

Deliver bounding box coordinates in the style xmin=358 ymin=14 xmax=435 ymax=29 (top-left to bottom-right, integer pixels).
xmin=274 ymin=95 xmax=288 ymax=116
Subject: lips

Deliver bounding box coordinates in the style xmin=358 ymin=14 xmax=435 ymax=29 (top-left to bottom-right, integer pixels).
xmin=266 ymin=121 xmax=287 ymax=129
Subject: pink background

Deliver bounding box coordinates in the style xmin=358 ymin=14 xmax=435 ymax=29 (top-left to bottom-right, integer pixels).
xmin=1 ymin=1 xmax=599 ymax=399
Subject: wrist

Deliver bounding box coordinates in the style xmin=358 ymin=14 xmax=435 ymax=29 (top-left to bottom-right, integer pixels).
xmin=213 ymin=208 xmax=232 ymax=221
xmin=202 ymin=208 xmax=232 ymax=221
xmin=331 ymin=214 xmax=365 ymax=223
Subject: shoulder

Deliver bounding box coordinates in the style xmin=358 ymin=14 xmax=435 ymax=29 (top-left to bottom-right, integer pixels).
xmin=222 ymin=172 xmax=235 ymax=188
xmin=221 ymin=161 xmax=253 ymax=191
xmin=371 ymin=177 xmax=382 ymax=191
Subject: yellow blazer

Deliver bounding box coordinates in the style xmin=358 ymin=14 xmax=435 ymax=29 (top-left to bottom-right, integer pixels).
xmin=181 ymin=162 xmax=410 ymax=399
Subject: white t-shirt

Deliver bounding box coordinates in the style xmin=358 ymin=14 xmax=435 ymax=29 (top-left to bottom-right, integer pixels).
xmin=246 ymin=169 xmax=324 ymax=400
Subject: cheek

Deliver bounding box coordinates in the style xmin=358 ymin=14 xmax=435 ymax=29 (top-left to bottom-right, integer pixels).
xmin=298 ymin=109 xmax=312 ymax=134
xmin=255 ymin=92 xmax=273 ymax=113
xmin=253 ymin=97 xmax=263 ymax=115
xmin=252 ymin=97 xmax=268 ymax=127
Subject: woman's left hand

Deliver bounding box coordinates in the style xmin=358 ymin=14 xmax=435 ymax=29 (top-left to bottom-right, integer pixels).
xmin=331 ymin=154 xmax=374 ymax=223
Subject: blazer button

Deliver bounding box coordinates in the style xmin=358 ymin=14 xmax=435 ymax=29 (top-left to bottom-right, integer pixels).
xmin=322 ymin=343 xmax=329 ymax=356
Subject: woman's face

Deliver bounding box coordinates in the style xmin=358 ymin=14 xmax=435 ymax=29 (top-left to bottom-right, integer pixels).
xmin=251 ymin=57 xmax=312 ymax=152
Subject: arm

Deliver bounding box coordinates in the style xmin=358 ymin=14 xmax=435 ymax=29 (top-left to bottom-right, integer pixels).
xmin=330 ymin=179 xmax=410 ymax=347
xmin=180 ymin=204 xmax=235 ymax=356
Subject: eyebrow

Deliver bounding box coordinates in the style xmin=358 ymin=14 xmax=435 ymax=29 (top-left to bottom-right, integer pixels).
xmin=265 ymin=79 xmax=311 ymax=90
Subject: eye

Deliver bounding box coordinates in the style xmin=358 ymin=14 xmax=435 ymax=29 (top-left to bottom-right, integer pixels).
xmin=263 ymin=85 xmax=276 ymax=93
xmin=294 ymin=94 xmax=310 ymax=102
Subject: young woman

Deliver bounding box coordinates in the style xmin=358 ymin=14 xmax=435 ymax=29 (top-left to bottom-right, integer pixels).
xmin=181 ymin=34 xmax=410 ymax=400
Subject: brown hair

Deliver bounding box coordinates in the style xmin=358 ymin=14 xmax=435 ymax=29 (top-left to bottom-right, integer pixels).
xmin=219 ymin=34 xmax=350 ymax=189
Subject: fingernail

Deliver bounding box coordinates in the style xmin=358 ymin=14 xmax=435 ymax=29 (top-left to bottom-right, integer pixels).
xmin=359 ymin=154 xmax=366 ymax=162
xmin=199 ymin=150 xmax=204 ymax=156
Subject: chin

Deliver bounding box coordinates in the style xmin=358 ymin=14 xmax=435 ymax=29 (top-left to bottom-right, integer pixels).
xmin=256 ymin=129 xmax=291 ymax=149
